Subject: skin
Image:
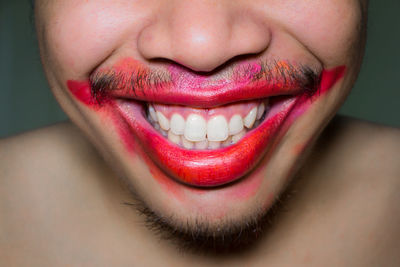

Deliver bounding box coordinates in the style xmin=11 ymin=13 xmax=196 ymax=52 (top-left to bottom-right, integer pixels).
xmin=32 ymin=0 xmax=363 ymax=227
xmin=1 ymin=0 xmax=400 ymax=265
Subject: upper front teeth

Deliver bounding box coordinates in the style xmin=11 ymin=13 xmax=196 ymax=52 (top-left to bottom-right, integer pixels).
xmin=207 ymin=115 xmax=229 ymax=141
xmin=184 ymin=114 xmax=207 ymax=141
xmin=228 ymin=114 xmax=244 ymax=135
xmin=147 ymin=101 xmax=267 ymax=149
xmin=170 ymin=113 xmax=185 ymax=135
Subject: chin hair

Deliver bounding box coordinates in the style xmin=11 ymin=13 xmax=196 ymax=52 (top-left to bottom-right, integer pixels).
xmin=123 ymin=182 xmax=297 ymax=256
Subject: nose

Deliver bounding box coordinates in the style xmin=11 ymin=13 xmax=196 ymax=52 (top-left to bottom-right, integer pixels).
xmin=137 ymin=1 xmax=271 ymax=72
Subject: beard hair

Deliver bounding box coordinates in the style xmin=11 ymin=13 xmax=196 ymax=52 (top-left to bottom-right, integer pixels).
xmin=122 ymin=178 xmax=298 ymax=256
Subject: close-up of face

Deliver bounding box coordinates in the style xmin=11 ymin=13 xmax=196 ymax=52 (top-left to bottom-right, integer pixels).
xmin=33 ymin=0 xmax=367 ymax=251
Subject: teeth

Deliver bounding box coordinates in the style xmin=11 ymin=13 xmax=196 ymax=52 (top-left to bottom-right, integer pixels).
xmin=168 ymin=131 xmax=180 ymax=144
xmin=149 ymin=100 xmax=268 ymax=150
xmin=208 ymin=141 xmax=221 ymax=149
xmin=257 ymin=103 xmax=265 ymax=120
xmin=170 ymin=113 xmax=185 ymax=135
xmin=156 ymin=111 xmax=170 ymax=131
xmin=207 ymin=115 xmax=228 ymax=142
xmin=228 ymin=114 xmax=244 ymax=135
xmin=182 ymin=136 xmax=195 ymax=149
xmin=195 ymin=140 xmax=208 ymax=150
xmin=149 ymin=105 xmax=158 ymax=122
xmin=232 ymin=130 xmax=246 ymax=144
xmin=184 ymin=114 xmax=207 ymax=142
xmin=244 ymin=107 xmax=257 ymax=128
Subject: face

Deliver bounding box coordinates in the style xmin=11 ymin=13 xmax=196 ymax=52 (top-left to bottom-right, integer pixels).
xmin=35 ymin=0 xmax=367 ymax=250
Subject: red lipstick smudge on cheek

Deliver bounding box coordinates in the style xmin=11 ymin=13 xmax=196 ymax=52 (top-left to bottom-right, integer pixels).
xmin=290 ymin=65 xmax=346 ymax=118
xmin=67 ymin=80 xmax=98 ymax=108
xmin=66 ymin=77 xmax=184 ymax=199
xmin=66 ymin=59 xmax=158 ymax=153
xmin=319 ymin=66 xmax=346 ymax=94
xmin=66 ymin=79 xmax=139 ymax=153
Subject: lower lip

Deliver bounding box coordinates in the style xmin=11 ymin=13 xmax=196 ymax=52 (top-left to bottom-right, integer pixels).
xmin=117 ymin=97 xmax=295 ymax=187
xmin=67 ymin=66 xmax=345 ymax=188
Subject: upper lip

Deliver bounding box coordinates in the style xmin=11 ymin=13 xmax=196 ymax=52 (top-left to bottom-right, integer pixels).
xmin=105 ymin=80 xmax=306 ymax=108
xmin=90 ymin=60 xmax=318 ymax=108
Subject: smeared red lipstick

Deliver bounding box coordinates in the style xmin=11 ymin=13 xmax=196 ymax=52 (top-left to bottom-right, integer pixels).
xmin=117 ymin=97 xmax=296 ymax=186
xmin=67 ymin=59 xmax=346 ymax=187
xmin=89 ymin=59 xmax=319 ymax=107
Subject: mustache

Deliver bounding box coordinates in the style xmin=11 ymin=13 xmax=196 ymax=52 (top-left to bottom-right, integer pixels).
xmin=89 ymin=60 xmax=321 ymax=103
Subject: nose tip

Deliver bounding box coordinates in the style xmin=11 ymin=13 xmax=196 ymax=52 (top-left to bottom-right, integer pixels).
xmin=137 ymin=2 xmax=271 ymax=72
xmin=171 ymin=27 xmax=233 ymax=72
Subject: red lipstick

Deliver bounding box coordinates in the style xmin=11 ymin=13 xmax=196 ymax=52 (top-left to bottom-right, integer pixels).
xmin=67 ymin=59 xmax=345 ymax=187
xmin=90 ymin=59 xmax=319 ymax=107
xmin=117 ymin=97 xmax=296 ymax=186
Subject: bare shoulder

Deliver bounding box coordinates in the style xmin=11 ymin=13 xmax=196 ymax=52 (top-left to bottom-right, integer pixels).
xmin=311 ymin=115 xmax=400 ymax=193
xmin=0 ymin=122 xmax=96 ymax=174
xmin=321 ymin=115 xmax=400 ymax=178
xmin=304 ymin=115 xmax=400 ymax=265
xmin=0 ymin=121 xmax=103 ymax=200
xmin=0 ymin=122 xmax=107 ymax=265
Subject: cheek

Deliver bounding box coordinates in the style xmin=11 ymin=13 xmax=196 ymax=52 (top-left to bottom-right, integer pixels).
xmin=39 ymin=1 xmax=146 ymax=78
xmin=273 ymin=0 xmax=362 ymax=65
xmin=46 ymin=9 xmax=117 ymax=75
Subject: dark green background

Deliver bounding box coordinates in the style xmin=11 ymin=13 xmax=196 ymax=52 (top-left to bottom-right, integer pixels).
xmin=1 ymin=1 xmax=399 ymax=138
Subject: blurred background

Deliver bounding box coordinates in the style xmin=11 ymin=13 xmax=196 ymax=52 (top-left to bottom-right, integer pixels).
xmin=1 ymin=1 xmax=399 ymax=138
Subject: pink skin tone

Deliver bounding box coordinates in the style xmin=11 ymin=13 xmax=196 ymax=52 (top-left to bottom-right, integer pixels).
xmin=67 ymin=60 xmax=346 ymax=189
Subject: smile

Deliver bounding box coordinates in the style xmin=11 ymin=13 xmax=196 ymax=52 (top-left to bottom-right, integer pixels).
xmin=146 ymin=100 xmax=268 ymax=150
xmin=116 ymin=95 xmax=295 ymax=187
xmin=67 ymin=59 xmax=345 ymax=188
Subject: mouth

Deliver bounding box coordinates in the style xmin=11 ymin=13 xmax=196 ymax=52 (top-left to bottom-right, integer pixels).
xmin=146 ymin=100 xmax=268 ymax=150
xmin=67 ymin=60 xmax=345 ymax=188
xmin=116 ymin=95 xmax=297 ymax=187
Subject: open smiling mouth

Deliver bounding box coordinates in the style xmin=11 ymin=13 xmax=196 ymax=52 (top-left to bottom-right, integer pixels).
xmin=67 ymin=59 xmax=345 ymax=188
xmin=116 ymin=96 xmax=296 ymax=187
xmin=146 ymin=99 xmax=268 ymax=150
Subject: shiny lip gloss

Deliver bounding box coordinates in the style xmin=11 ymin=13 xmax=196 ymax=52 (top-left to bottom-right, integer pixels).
xmin=67 ymin=60 xmax=346 ymax=188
